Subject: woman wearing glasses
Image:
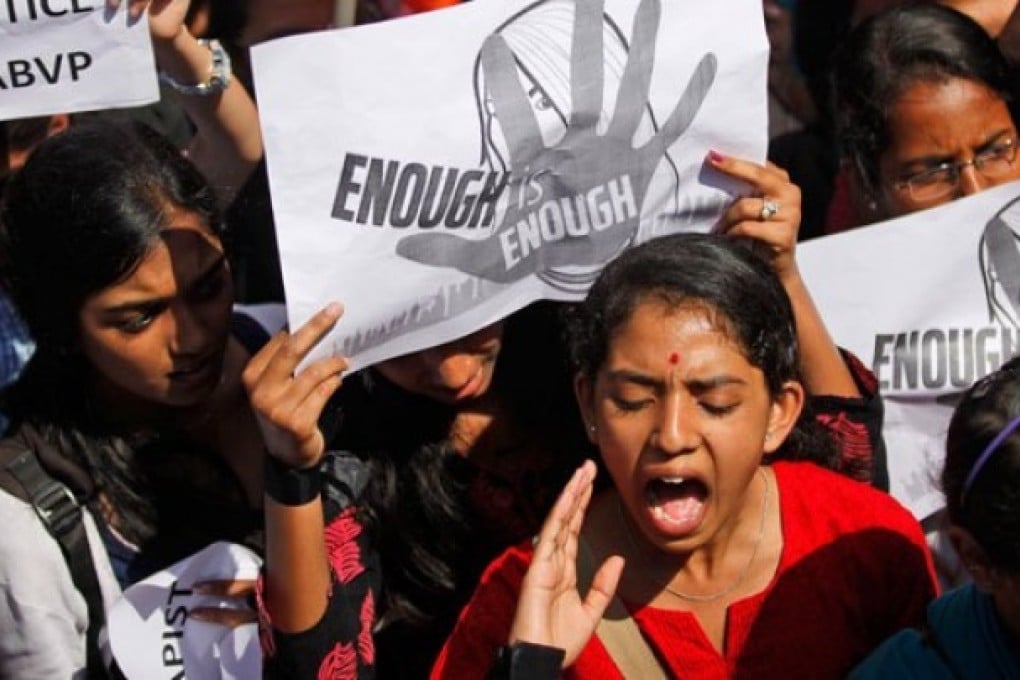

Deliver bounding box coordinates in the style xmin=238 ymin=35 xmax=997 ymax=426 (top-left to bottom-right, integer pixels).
xmin=833 ymin=3 xmax=1020 ymax=225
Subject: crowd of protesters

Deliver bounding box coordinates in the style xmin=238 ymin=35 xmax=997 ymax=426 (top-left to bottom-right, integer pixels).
xmin=1 ymin=0 xmax=1020 ymax=678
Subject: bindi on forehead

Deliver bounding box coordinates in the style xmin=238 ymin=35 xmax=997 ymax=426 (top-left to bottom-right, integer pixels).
xmin=668 ymin=352 xmax=680 ymax=365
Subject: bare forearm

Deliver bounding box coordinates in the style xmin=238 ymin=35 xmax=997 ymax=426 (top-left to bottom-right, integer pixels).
xmin=152 ymin=28 xmax=262 ymax=206
xmin=782 ymin=270 xmax=860 ymax=399
xmin=264 ymin=496 xmax=331 ymax=634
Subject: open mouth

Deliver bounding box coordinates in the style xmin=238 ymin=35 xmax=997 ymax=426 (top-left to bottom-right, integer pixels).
xmin=645 ymin=476 xmax=709 ymax=534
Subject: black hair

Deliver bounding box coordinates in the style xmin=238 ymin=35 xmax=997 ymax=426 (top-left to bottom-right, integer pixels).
xmin=943 ymin=355 xmax=1020 ymax=571
xmin=567 ymin=232 xmax=837 ymax=467
xmin=832 ymin=3 xmax=1019 ymax=201
xmin=331 ymin=302 xmax=592 ymax=673
xmin=0 ymin=120 xmax=224 ymax=549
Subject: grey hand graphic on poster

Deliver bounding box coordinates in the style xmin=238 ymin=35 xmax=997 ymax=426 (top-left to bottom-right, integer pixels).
xmin=982 ymin=195 xmax=1020 ymax=325
xmin=395 ymin=0 xmax=716 ymax=289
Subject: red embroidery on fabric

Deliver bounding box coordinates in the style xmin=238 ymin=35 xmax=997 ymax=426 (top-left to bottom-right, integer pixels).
xmin=325 ymin=509 xmax=365 ymax=584
xmin=358 ymin=590 xmax=376 ymax=664
xmin=318 ymin=641 xmax=357 ymax=679
xmin=816 ymin=412 xmax=872 ymax=482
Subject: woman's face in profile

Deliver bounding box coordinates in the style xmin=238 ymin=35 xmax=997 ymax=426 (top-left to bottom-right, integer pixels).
xmin=876 ymin=76 xmax=1020 ymax=218
xmin=77 ymin=208 xmax=233 ymax=411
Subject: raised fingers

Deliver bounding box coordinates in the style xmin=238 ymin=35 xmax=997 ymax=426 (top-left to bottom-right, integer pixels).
xmin=608 ymin=0 xmax=660 ymax=141
xmin=647 ymin=53 xmax=717 ymax=159
xmin=481 ymin=35 xmax=544 ymax=171
xmin=250 ymin=303 xmax=344 ymax=389
xmin=570 ymin=0 xmax=605 ymax=129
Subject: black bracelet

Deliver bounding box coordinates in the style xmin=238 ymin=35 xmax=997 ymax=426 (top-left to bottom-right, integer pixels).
xmin=488 ymin=642 xmax=565 ymax=680
xmin=264 ymin=455 xmax=322 ymax=506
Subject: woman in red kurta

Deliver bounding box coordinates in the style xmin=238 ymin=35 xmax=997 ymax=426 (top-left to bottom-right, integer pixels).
xmin=432 ymin=234 xmax=936 ymax=679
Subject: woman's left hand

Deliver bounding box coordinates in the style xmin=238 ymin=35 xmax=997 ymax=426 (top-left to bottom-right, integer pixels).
xmin=708 ymin=152 xmax=802 ymax=284
xmin=188 ymin=579 xmax=258 ymax=628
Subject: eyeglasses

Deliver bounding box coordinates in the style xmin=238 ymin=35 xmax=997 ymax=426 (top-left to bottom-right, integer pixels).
xmin=893 ymin=137 xmax=1019 ymax=203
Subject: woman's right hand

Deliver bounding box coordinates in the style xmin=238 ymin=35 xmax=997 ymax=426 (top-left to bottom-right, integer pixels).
xmin=243 ymin=303 xmax=348 ymax=470
xmin=508 ymin=461 xmax=625 ymax=667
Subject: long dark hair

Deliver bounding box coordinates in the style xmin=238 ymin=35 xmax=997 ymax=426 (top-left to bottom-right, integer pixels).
xmin=0 ymin=120 xmax=226 ymax=552
xmin=567 ymin=232 xmax=838 ymax=467
xmin=944 ymin=356 xmax=1020 ymax=571
xmin=334 ymin=302 xmax=589 ymax=632
xmin=833 ymin=3 xmax=1020 ymax=201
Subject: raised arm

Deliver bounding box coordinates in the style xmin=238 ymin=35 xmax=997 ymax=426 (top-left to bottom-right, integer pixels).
xmin=121 ymin=0 xmax=263 ymax=207
xmin=243 ymin=303 xmax=347 ymax=635
xmin=709 ymin=152 xmax=861 ymax=399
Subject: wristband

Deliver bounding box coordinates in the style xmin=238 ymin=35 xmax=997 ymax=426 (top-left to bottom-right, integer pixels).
xmin=264 ymin=455 xmax=322 ymax=506
xmin=158 ymin=38 xmax=232 ymax=97
xmin=488 ymin=642 xmax=565 ymax=680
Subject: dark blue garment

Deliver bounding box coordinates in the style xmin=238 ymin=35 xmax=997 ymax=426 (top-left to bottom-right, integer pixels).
xmin=852 ymin=584 xmax=1020 ymax=679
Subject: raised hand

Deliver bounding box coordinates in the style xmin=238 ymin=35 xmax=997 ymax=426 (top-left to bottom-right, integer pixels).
xmin=396 ymin=0 xmax=716 ymax=284
xmin=243 ymin=303 xmax=348 ymax=470
xmin=509 ymin=461 xmax=625 ymax=668
xmin=709 ymin=153 xmax=802 ymax=284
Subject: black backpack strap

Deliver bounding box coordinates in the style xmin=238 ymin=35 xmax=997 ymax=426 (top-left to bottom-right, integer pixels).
xmin=4 ymin=448 xmax=109 ymax=679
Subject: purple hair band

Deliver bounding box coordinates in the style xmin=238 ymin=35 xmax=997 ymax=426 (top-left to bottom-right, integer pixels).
xmin=962 ymin=411 xmax=1020 ymax=501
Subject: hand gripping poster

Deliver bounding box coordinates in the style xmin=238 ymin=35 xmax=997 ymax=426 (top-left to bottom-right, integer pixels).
xmin=253 ymin=0 xmax=768 ymax=370
xmin=799 ymin=181 xmax=1020 ymax=519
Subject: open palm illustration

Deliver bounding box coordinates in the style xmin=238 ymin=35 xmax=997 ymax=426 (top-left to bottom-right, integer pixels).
xmin=395 ymin=0 xmax=717 ymax=283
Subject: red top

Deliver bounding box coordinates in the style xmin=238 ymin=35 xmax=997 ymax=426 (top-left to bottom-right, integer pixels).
xmin=432 ymin=462 xmax=937 ymax=679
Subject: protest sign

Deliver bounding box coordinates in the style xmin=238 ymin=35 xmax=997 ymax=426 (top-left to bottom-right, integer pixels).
xmin=0 ymin=0 xmax=158 ymax=120
xmin=253 ymin=0 xmax=768 ymax=370
xmin=799 ymin=180 xmax=1020 ymax=519
xmin=108 ymin=542 xmax=262 ymax=680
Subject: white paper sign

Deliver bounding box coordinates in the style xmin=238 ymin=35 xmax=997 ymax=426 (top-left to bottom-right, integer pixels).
xmin=253 ymin=0 xmax=768 ymax=370
xmin=799 ymin=180 xmax=1020 ymax=519
xmin=108 ymin=542 xmax=262 ymax=680
xmin=0 ymin=0 xmax=159 ymax=120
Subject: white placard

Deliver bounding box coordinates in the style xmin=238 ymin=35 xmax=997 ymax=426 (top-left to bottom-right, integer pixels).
xmin=0 ymin=0 xmax=159 ymax=120
xmin=799 ymin=180 xmax=1020 ymax=518
xmin=253 ymin=0 xmax=768 ymax=370
xmin=108 ymin=542 xmax=262 ymax=680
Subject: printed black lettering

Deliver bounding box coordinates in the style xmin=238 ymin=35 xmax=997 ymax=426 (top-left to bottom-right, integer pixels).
xmin=468 ymin=171 xmax=507 ymax=227
xmin=920 ymin=329 xmax=946 ymax=389
xmin=1001 ymin=326 xmax=1020 ymax=365
xmin=165 ymin=580 xmax=192 ymax=605
xmin=8 ymin=59 xmax=34 ymax=87
xmin=873 ymin=334 xmax=894 ymax=391
xmin=444 ymin=170 xmax=482 ymax=228
xmin=332 ymin=153 xmax=367 ymax=222
xmin=390 ymin=163 xmax=427 ymax=228
xmin=39 ymin=0 xmax=66 ymax=15
xmin=418 ymin=166 xmax=457 ymax=229
xmin=68 ymin=51 xmax=91 ymax=80
xmin=34 ymin=53 xmax=61 ymax=84
xmin=162 ymin=643 xmax=185 ymax=667
xmin=892 ymin=331 xmax=919 ymax=390
xmin=357 ymin=158 xmax=398 ymax=226
xmin=2 ymin=0 xmax=92 ymax=22
xmin=164 ymin=604 xmax=187 ymax=627
xmin=976 ymin=327 xmax=1000 ymax=378
xmin=949 ymin=329 xmax=975 ymax=388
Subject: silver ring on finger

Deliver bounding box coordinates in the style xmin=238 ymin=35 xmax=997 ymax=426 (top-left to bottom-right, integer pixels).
xmin=759 ymin=198 xmax=780 ymax=221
